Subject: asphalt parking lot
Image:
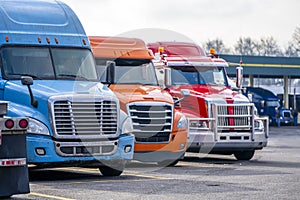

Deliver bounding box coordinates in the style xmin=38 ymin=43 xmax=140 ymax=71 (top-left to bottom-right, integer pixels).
xmin=9 ymin=126 xmax=300 ymax=200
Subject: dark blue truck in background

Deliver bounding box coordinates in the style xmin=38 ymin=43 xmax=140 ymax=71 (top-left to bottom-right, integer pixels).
xmin=244 ymin=87 xmax=293 ymax=126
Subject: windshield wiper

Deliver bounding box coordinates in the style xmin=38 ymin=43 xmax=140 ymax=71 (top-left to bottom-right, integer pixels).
xmin=207 ymin=83 xmax=224 ymax=86
xmin=118 ymin=82 xmax=157 ymax=86
xmin=141 ymin=83 xmax=158 ymax=86
xmin=57 ymin=74 xmax=89 ymax=81
xmin=11 ymin=73 xmax=42 ymax=80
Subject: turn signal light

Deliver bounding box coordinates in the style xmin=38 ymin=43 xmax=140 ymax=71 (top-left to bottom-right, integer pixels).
xmin=124 ymin=145 xmax=132 ymax=153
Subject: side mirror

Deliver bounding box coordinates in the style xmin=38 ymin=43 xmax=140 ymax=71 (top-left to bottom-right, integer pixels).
xmin=21 ymin=76 xmax=33 ymax=86
xmin=260 ymin=100 xmax=265 ymax=108
xmin=21 ymin=76 xmax=38 ymax=108
xmin=164 ymin=68 xmax=172 ymax=88
xmin=174 ymin=89 xmax=190 ymax=105
xmin=106 ymin=61 xmax=115 ymax=84
xmin=181 ymin=89 xmax=190 ymax=97
xmin=154 ymin=52 xmax=161 ymax=61
xmin=236 ymin=66 xmax=243 ymax=88
xmin=247 ymin=93 xmax=253 ymax=102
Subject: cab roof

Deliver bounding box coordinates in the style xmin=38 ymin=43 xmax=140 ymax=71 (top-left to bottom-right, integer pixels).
xmin=0 ymin=0 xmax=88 ymax=47
xmin=147 ymin=41 xmax=207 ymax=57
xmin=89 ymin=36 xmax=154 ymax=59
xmin=148 ymin=41 xmax=228 ymax=67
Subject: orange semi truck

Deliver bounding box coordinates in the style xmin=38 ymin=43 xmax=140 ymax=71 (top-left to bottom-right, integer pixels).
xmin=89 ymin=36 xmax=188 ymax=166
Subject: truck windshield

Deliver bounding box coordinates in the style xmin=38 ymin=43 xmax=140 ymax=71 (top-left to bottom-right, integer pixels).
xmin=95 ymin=59 xmax=159 ymax=86
xmin=170 ymin=66 xmax=227 ymax=86
xmin=266 ymin=100 xmax=280 ymax=107
xmin=1 ymin=47 xmax=98 ymax=81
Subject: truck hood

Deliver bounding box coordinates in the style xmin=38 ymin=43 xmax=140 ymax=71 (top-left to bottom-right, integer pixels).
xmin=168 ymin=85 xmax=249 ymax=118
xmin=4 ymin=80 xmax=112 ymax=100
xmin=3 ymin=80 xmax=115 ymax=129
xmin=109 ymin=84 xmax=173 ymax=111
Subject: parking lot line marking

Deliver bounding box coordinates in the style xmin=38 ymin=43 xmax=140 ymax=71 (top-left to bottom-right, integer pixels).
xmin=30 ymin=174 xmax=173 ymax=186
xmin=37 ymin=178 xmax=167 ymax=186
xmin=55 ymin=167 xmax=98 ymax=173
xmin=125 ymin=173 xmax=173 ymax=180
xmin=51 ymin=167 xmax=173 ymax=180
xmin=30 ymin=192 xmax=75 ymax=200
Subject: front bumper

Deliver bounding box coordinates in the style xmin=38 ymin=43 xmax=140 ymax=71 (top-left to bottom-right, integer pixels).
xmin=26 ymin=133 xmax=134 ymax=166
xmin=133 ymin=129 xmax=187 ymax=162
xmin=187 ymin=130 xmax=268 ymax=153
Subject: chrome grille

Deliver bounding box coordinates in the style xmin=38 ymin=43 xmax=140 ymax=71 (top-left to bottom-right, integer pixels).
xmin=128 ymin=102 xmax=173 ymax=143
xmin=53 ymin=100 xmax=118 ymax=138
xmin=213 ymin=104 xmax=253 ymax=131
xmin=234 ymin=105 xmax=251 ymax=127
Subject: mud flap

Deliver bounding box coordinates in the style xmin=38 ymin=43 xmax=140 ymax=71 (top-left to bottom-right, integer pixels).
xmin=0 ymin=133 xmax=29 ymax=197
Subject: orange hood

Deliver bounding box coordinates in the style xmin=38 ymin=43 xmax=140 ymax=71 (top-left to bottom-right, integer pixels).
xmin=109 ymin=84 xmax=174 ymax=111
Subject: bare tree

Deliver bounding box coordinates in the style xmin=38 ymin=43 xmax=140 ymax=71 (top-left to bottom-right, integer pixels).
xmin=285 ymin=42 xmax=299 ymax=57
xmin=259 ymin=36 xmax=283 ymax=56
xmin=234 ymin=37 xmax=256 ymax=55
xmin=203 ymin=39 xmax=231 ymax=54
xmin=292 ymin=27 xmax=300 ymax=52
xmin=285 ymin=27 xmax=300 ymax=56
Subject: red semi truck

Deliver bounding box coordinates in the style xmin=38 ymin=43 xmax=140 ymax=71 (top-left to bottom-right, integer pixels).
xmin=148 ymin=42 xmax=269 ymax=160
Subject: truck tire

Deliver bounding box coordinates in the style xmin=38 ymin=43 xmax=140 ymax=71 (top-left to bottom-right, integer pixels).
xmin=233 ymin=150 xmax=255 ymax=160
xmin=99 ymin=166 xmax=124 ymax=176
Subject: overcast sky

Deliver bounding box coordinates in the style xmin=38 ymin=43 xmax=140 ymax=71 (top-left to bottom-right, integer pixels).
xmin=62 ymin=0 xmax=300 ymax=49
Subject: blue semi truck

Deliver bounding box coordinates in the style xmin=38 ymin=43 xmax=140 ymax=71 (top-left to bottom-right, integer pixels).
xmin=0 ymin=0 xmax=134 ymax=176
xmin=244 ymin=87 xmax=293 ymax=126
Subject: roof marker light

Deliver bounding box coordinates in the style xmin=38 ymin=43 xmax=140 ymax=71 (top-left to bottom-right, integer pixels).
xmin=83 ymin=39 xmax=87 ymax=45
xmin=5 ymin=36 xmax=9 ymax=42
xmin=158 ymin=46 xmax=164 ymax=54
xmin=46 ymin=38 xmax=50 ymax=44
xmin=55 ymin=38 xmax=59 ymax=44
xmin=38 ymin=37 xmax=42 ymax=43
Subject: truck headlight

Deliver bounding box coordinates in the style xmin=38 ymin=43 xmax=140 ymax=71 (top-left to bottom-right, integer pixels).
xmin=177 ymin=115 xmax=187 ymax=129
xmin=190 ymin=121 xmax=208 ymax=129
xmin=254 ymin=119 xmax=264 ymax=131
xmin=121 ymin=116 xmax=133 ymax=134
xmin=27 ymin=118 xmax=50 ymax=135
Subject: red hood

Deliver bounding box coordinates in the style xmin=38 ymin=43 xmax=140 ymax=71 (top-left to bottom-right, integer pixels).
xmin=168 ymin=84 xmax=249 ymax=118
xmin=109 ymin=84 xmax=173 ymax=111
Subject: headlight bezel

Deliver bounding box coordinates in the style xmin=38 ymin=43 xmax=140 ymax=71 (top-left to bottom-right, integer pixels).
xmin=254 ymin=119 xmax=264 ymax=131
xmin=177 ymin=115 xmax=187 ymax=129
xmin=121 ymin=116 xmax=134 ymax=134
xmin=27 ymin=118 xmax=50 ymax=135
